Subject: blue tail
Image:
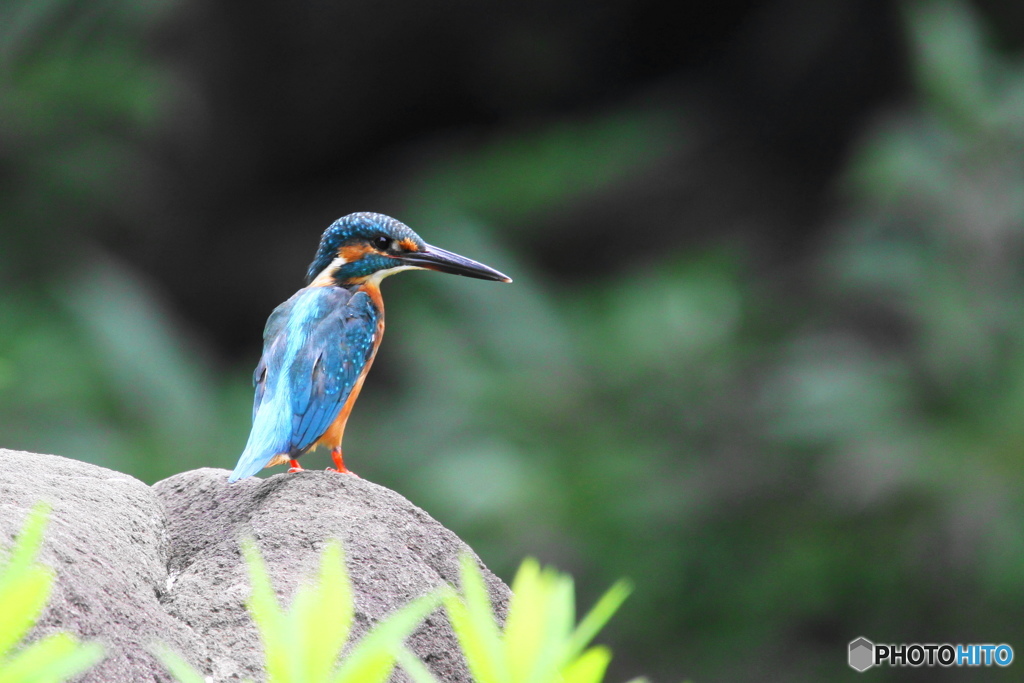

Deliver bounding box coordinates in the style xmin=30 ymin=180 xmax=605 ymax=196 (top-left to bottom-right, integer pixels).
xmin=228 ymin=395 xmax=291 ymax=482
xmin=228 ymin=449 xmax=276 ymax=483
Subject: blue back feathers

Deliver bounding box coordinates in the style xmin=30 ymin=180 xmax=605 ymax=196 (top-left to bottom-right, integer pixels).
xmin=228 ymin=285 xmax=381 ymax=482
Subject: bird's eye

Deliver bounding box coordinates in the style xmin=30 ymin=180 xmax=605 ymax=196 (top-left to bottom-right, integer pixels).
xmin=373 ymin=235 xmax=392 ymax=251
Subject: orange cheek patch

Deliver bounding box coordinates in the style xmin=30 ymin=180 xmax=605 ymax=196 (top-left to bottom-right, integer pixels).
xmin=340 ymin=244 xmax=371 ymax=261
xmin=399 ymin=238 xmax=419 ymax=252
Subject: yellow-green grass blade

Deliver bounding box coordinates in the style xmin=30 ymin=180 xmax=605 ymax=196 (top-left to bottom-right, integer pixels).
xmin=241 ymin=539 xmax=290 ymax=682
xmin=0 ymin=566 xmax=53 ymax=662
xmin=332 ymin=591 xmax=441 ymax=683
xmin=395 ymin=647 xmax=440 ymax=683
xmin=0 ymin=505 xmax=49 ymax=591
xmin=530 ymin=572 xmax=575 ymax=683
xmin=563 ymin=579 xmax=632 ymax=662
xmin=446 ymin=556 xmax=507 ymax=683
xmin=288 ymin=541 xmax=354 ymax=682
xmin=560 ymin=646 xmax=611 ymax=683
xmin=506 ymin=562 xmax=576 ymax=683
xmin=0 ymin=633 xmax=103 ymax=683
xmin=445 ymin=589 xmax=496 ymax=683
xmin=150 ymin=643 xmax=207 ymax=683
xmin=503 ymin=559 xmax=543 ymax=682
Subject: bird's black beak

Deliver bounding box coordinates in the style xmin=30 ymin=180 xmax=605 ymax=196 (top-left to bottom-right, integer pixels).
xmin=402 ymin=243 xmax=512 ymax=282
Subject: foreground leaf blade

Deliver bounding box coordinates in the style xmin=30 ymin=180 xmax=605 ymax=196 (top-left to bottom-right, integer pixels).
xmin=448 ymin=555 xmax=507 ymax=683
xmin=293 ymin=541 xmax=353 ymax=682
xmin=561 ymin=646 xmax=612 ymax=683
xmin=0 ymin=505 xmax=50 ymax=591
xmin=564 ymin=579 xmax=632 ymax=662
xmin=0 ymin=633 xmax=103 ymax=683
xmin=332 ymin=592 xmax=442 ymax=683
xmin=395 ymin=647 xmax=440 ymax=683
xmin=151 ymin=643 xmax=207 ymax=683
xmin=0 ymin=567 xmax=53 ymax=662
xmin=242 ymin=539 xmax=289 ymax=682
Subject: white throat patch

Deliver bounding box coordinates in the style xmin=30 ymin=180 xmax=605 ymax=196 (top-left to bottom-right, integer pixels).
xmin=311 ymin=258 xmax=424 ymax=288
xmin=363 ymin=264 xmax=422 ymax=286
xmin=310 ymin=255 xmax=350 ymax=287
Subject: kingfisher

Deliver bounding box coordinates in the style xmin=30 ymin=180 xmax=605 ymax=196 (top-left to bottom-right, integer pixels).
xmin=228 ymin=212 xmax=511 ymax=482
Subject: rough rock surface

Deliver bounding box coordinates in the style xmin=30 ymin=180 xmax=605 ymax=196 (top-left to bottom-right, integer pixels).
xmin=0 ymin=449 xmax=510 ymax=682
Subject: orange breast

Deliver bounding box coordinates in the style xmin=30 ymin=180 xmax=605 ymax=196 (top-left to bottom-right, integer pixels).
xmin=314 ymin=368 xmax=369 ymax=449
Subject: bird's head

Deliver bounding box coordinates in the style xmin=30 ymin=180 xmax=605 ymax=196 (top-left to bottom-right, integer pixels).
xmin=306 ymin=212 xmax=512 ymax=287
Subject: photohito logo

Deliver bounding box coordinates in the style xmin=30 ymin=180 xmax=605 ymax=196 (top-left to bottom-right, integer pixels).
xmin=848 ymin=637 xmax=1013 ymax=671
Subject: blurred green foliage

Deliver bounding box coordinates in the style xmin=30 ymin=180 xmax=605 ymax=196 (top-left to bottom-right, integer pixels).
xmin=0 ymin=0 xmax=245 ymax=479
xmin=3 ymin=0 xmax=1024 ymax=681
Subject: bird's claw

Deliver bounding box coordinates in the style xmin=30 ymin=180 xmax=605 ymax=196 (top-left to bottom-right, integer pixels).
xmin=326 ymin=467 xmax=358 ymax=477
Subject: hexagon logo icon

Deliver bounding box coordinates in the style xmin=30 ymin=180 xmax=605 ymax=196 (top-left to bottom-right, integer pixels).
xmin=849 ymin=637 xmax=874 ymax=672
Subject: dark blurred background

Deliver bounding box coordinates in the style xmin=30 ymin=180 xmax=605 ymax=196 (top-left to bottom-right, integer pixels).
xmin=4 ymin=0 xmax=1024 ymax=680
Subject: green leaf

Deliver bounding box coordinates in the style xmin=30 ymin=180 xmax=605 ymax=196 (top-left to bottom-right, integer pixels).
xmin=241 ymin=539 xmax=289 ymax=682
xmin=287 ymin=541 xmax=353 ymax=682
xmin=444 ymin=590 xmax=489 ymax=682
xmin=563 ymin=579 xmax=632 ymax=662
xmin=0 ymin=504 xmax=50 ymax=592
xmin=395 ymin=647 xmax=440 ymax=683
xmin=561 ymin=646 xmax=612 ymax=683
xmin=150 ymin=643 xmax=207 ymax=683
xmin=504 ymin=560 xmax=568 ymax=683
xmin=534 ymin=571 xmax=576 ymax=682
xmin=0 ymin=633 xmax=103 ymax=683
xmin=445 ymin=556 xmax=507 ymax=683
xmin=447 ymin=555 xmax=632 ymax=683
xmin=241 ymin=538 xmax=438 ymax=683
xmin=0 ymin=566 xmax=53 ymax=662
xmin=332 ymin=591 xmax=442 ymax=683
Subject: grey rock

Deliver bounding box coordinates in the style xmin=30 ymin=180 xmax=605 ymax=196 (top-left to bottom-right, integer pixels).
xmin=0 ymin=449 xmax=200 ymax=682
xmin=153 ymin=468 xmax=510 ymax=682
xmin=0 ymin=449 xmax=510 ymax=682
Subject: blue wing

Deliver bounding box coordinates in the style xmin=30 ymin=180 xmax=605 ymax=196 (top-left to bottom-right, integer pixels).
xmin=250 ymin=299 xmax=293 ymax=422
xmin=228 ymin=286 xmax=380 ymax=482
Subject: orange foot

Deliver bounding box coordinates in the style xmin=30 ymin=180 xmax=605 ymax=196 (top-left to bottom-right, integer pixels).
xmin=326 ymin=467 xmax=359 ymax=477
xmin=326 ymin=449 xmax=358 ymax=476
xmin=287 ymin=458 xmax=305 ymax=474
